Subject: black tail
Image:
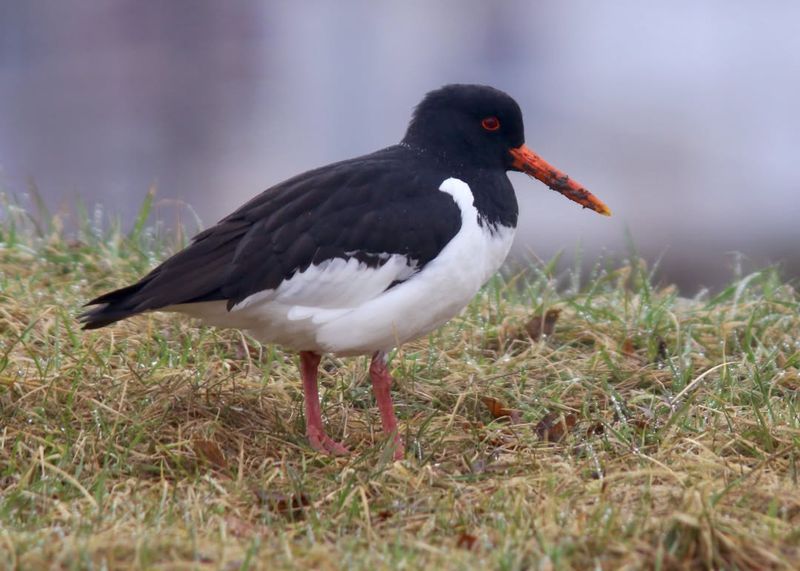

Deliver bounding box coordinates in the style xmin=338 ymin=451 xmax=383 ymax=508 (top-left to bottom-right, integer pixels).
xmin=80 ymin=257 xmax=228 ymax=330
xmin=79 ymin=281 xmax=153 ymax=330
xmin=79 ymin=213 xmax=251 ymax=330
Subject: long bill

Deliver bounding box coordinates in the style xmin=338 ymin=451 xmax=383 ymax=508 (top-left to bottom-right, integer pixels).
xmin=509 ymin=145 xmax=611 ymax=216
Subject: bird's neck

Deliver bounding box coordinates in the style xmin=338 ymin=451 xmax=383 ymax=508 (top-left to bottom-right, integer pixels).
xmin=463 ymin=168 xmax=519 ymax=231
xmin=398 ymin=143 xmax=519 ymax=231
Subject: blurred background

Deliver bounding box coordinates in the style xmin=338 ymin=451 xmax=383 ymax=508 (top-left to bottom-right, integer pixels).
xmin=1 ymin=1 xmax=799 ymax=292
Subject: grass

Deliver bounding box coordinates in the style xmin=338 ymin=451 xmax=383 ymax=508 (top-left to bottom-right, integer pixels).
xmin=1 ymin=194 xmax=800 ymax=570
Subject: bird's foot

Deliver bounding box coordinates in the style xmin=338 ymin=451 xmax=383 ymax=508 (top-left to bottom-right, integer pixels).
xmin=307 ymin=427 xmax=350 ymax=456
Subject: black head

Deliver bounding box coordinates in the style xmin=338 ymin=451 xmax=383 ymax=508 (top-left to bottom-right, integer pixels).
xmin=402 ymin=84 xmax=525 ymax=171
xmin=403 ymin=83 xmax=612 ymax=216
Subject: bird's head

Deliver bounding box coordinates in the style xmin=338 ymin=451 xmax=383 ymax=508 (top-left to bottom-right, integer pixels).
xmin=403 ymin=84 xmax=611 ymax=216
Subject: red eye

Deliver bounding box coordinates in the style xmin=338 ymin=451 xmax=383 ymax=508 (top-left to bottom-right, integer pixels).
xmin=481 ymin=116 xmax=500 ymax=131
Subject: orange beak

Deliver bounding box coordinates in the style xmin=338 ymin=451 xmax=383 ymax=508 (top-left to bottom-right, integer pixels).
xmin=509 ymin=145 xmax=611 ymax=216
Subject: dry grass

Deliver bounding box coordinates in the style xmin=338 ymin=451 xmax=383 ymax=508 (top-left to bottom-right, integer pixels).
xmin=1 ymin=200 xmax=800 ymax=569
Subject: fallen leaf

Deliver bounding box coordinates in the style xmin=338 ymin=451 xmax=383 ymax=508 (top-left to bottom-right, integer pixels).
xmin=255 ymin=490 xmax=310 ymax=518
xmin=456 ymin=532 xmax=478 ymax=550
xmin=525 ymin=309 xmax=561 ymax=342
xmin=481 ymin=396 xmax=512 ymax=417
xmin=192 ymin=438 xmax=227 ymax=470
xmin=535 ymin=412 xmax=578 ymax=442
xmin=621 ymin=338 xmax=636 ymax=357
xmin=481 ymin=396 xmax=521 ymax=423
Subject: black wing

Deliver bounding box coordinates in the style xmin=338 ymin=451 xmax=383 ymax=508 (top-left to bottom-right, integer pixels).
xmin=81 ymin=145 xmax=462 ymax=329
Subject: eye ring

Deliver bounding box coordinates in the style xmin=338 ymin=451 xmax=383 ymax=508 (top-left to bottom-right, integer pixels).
xmin=481 ymin=116 xmax=501 ymax=131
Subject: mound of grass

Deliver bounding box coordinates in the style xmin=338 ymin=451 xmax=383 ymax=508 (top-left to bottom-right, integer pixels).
xmin=1 ymin=197 xmax=799 ymax=570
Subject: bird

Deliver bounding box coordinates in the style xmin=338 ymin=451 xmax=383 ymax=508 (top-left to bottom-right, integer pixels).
xmin=80 ymin=84 xmax=611 ymax=460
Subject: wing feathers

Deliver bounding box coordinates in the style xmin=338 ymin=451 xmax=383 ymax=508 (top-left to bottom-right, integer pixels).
xmin=81 ymin=146 xmax=462 ymax=329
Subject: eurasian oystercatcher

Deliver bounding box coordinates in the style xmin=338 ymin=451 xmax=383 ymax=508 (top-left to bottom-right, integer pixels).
xmin=81 ymin=84 xmax=610 ymax=459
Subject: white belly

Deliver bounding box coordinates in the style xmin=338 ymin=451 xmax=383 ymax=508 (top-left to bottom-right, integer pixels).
xmin=176 ymin=178 xmax=515 ymax=355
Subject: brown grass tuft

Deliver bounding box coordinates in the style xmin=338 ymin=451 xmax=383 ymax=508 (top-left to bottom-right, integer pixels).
xmin=1 ymin=215 xmax=800 ymax=569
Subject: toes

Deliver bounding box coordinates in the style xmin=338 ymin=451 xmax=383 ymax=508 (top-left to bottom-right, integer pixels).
xmin=325 ymin=439 xmax=350 ymax=456
xmin=308 ymin=430 xmax=350 ymax=456
xmin=317 ymin=433 xmax=350 ymax=455
xmin=307 ymin=429 xmax=404 ymax=458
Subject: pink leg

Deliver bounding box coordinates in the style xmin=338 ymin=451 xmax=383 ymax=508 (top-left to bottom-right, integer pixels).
xmin=300 ymin=351 xmax=349 ymax=455
xmin=369 ymin=351 xmax=404 ymax=460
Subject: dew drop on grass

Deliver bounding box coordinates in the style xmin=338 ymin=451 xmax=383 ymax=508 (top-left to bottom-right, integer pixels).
xmin=92 ymin=408 xmax=103 ymax=435
xmin=609 ymin=394 xmax=626 ymax=425
xmin=92 ymin=204 xmax=104 ymax=238
xmin=585 ymin=442 xmax=603 ymax=480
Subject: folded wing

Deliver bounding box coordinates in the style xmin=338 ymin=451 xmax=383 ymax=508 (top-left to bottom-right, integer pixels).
xmin=80 ymin=147 xmax=462 ymax=329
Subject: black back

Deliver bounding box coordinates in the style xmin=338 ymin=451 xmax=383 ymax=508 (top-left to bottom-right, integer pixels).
xmin=81 ymin=84 xmax=523 ymax=329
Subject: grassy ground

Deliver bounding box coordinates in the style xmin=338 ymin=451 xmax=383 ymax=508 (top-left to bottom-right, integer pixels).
xmin=1 ymin=199 xmax=800 ymax=570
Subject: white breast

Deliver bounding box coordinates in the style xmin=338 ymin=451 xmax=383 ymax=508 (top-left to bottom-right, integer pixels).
xmin=176 ymin=177 xmax=515 ymax=355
